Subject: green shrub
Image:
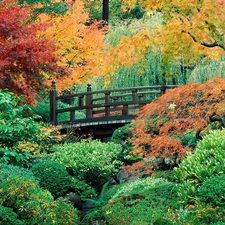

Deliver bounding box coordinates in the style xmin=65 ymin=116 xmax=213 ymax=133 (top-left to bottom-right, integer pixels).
xmin=0 ymin=148 xmax=32 ymax=167
xmin=0 ymin=175 xmax=79 ymax=224
xmin=0 ymin=89 xmax=42 ymax=148
xmin=111 ymin=124 xmax=139 ymax=164
xmin=70 ymin=177 xmax=97 ymax=201
xmin=103 ymin=177 xmax=178 ymax=225
xmin=47 ymin=140 xmax=123 ymax=190
xmin=170 ymin=205 xmax=225 ymax=225
xmin=175 ymin=129 xmax=225 ymax=204
xmin=0 ymin=205 xmax=26 ymax=225
xmin=0 ymin=164 xmax=33 ymax=181
xmin=198 ymin=174 xmax=225 ymax=207
xmin=31 ymin=159 xmax=71 ymax=198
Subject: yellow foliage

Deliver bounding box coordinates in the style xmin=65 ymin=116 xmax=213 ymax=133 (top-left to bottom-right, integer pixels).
xmin=106 ymin=0 xmax=225 ymax=79
xmin=38 ymin=0 xmax=107 ymax=91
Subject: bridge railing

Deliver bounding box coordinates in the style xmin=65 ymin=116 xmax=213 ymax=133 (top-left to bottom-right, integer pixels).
xmin=50 ymin=81 xmax=178 ymax=125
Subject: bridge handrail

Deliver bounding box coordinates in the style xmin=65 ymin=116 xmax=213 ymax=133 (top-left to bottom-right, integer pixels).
xmin=50 ymin=81 xmax=178 ymax=125
xmin=55 ymin=84 xmax=178 ymax=100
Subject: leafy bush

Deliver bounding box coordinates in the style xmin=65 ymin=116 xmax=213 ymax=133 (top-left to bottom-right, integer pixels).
xmin=0 ymin=205 xmax=26 ymax=225
xmin=198 ymin=174 xmax=225 ymax=207
xmin=103 ymin=177 xmax=178 ymax=225
xmin=31 ymin=159 xmax=71 ymax=198
xmin=0 ymin=89 xmax=42 ymax=148
xmin=47 ymin=140 xmax=123 ymax=190
xmin=175 ymin=129 xmax=225 ymax=204
xmin=70 ymin=177 xmax=97 ymax=201
xmin=0 ymin=164 xmax=33 ymax=181
xmin=0 ymin=148 xmax=32 ymax=167
xmin=0 ymin=174 xmax=79 ymax=224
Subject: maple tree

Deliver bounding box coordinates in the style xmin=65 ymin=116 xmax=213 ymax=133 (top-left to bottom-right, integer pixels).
xmin=38 ymin=0 xmax=107 ymax=91
xmin=123 ymin=77 xmax=225 ymax=175
xmin=101 ymin=0 xmax=225 ymax=79
xmin=0 ymin=0 xmax=64 ymax=104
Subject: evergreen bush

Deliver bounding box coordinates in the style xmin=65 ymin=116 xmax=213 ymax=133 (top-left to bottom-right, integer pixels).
xmin=31 ymin=159 xmax=71 ymax=198
xmin=103 ymin=177 xmax=178 ymax=225
xmin=175 ymin=129 xmax=225 ymax=204
xmin=198 ymin=174 xmax=225 ymax=207
xmin=0 ymin=205 xmax=26 ymax=225
xmin=0 ymin=164 xmax=33 ymax=181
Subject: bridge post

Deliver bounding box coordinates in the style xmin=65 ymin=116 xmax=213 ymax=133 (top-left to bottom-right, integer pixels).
xmin=122 ymin=104 xmax=128 ymax=115
xmin=132 ymin=89 xmax=137 ymax=101
xmin=86 ymin=83 xmax=93 ymax=118
xmin=160 ymin=85 xmax=167 ymax=95
xmin=104 ymin=91 xmax=111 ymax=116
xmin=78 ymin=94 xmax=84 ymax=106
xmin=50 ymin=80 xmax=58 ymax=125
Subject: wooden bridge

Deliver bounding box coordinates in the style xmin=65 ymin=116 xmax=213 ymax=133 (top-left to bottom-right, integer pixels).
xmin=50 ymin=81 xmax=178 ymax=140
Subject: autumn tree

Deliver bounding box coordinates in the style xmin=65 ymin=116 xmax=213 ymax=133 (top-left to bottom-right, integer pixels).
xmin=0 ymin=0 xmax=64 ymax=104
xmin=38 ymin=0 xmax=107 ymax=91
xmin=131 ymin=77 xmax=225 ymax=160
xmin=119 ymin=77 xmax=225 ymax=178
xmin=101 ymin=0 xmax=225 ymax=81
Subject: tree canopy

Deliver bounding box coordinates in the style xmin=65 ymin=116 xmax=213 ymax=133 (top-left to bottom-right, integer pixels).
xmin=0 ymin=0 xmax=64 ymax=103
xmin=0 ymin=0 xmax=107 ymax=103
xmin=101 ymin=0 xmax=225 ymax=80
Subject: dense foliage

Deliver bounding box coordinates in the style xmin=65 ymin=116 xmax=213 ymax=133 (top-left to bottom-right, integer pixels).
xmin=31 ymin=160 xmax=71 ymax=198
xmin=103 ymin=177 xmax=178 ymax=224
xmin=130 ymin=77 xmax=225 ymax=163
xmin=0 ymin=165 xmax=79 ymax=224
xmin=0 ymin=89 xmax=45 ymax=166
xmin=104 ymin=0 xmax=225 ymax=80
xmin=175 ymin=129 xmax=225 ymax=205
xmin=47 ymin=140 xmax=123 ymax=191
xmin=0 ymin=1 xmax=63 ymax=104
xmin=1 ymin=0 xmax=225 ymax=223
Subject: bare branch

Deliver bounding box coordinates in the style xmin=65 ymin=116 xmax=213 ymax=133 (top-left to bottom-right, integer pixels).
xmin=188 ymin=32 xmax=225 ymax=51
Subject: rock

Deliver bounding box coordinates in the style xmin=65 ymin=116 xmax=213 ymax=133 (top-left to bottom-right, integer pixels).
xmin=64 ymin=192 xmax=81 ymax=209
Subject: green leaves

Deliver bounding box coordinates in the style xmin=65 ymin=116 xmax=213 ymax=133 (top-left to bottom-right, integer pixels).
xmin=0 ymin=89 xmax=42 ymax=148
xmin=47 ymin=140 xmax=123 ymax=188
xmin=175 ymin=129 xmax=225 ymax=204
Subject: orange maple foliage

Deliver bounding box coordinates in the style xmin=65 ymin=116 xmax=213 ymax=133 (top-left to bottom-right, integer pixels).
xmin=130 ymin=77 xmax=225 ymax=161
xmin=102 ymin=0 xmax=225 ymax=78
xmin=38 ymin=0 xmax=107 ymax=91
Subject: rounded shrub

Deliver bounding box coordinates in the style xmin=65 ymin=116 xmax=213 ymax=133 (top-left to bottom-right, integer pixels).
xmin=103 ymin=177 xmax=178 ymax=225
xmin=47 ymin=140 xmax=123 ymax=190
xmin=0 ymin=174 xmax=79 ymax=224
xmin=198 ymin=174 xmax=225 ymax=207
xmin=175 ymin=129 xmax=225 ymax=204
xmin=31 ymin=159 xmax=71 ymax=198
xmin=0 ymin=205 xmax=26 ymax=225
